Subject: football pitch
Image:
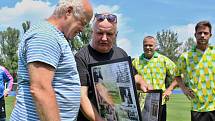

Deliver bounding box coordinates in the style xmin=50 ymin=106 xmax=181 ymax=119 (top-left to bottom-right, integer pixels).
xmin=5 ymin=94 xmax=191 ymax=121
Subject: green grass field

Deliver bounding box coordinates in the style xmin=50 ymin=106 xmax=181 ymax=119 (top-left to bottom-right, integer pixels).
xmin=5 ymin=94 xmax=191 ymax=121
xmin=5 ymin=96 xmax=15 ymax=121
xmin=167 ymin=94 xmax=191 ymax=121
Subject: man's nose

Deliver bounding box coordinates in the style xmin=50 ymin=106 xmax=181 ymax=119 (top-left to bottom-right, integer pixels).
xmin=146 ymin=46 xmax=150 ymax=49
xmin=200 ymin=32 xmax=205 ymax=37
xmin=102 ymin=34 xmax=107 ymax=40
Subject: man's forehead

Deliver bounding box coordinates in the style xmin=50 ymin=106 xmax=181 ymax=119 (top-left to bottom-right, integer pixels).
xmin=95 ymin=27 xmax=115 ymax=33
xmin=95 ymin=21 xmax=116 ymax=32
xmin=97 ymin=20 xmax=115 ymax=27
xmin=196 ymin=26 xmax=210 ymax=31
xmin=144 ymin=38 xmax=156 ymax=43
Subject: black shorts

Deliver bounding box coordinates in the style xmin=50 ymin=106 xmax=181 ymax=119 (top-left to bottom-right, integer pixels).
xmin=0 ymin=97 xmax=6 ymax=119
xmin=191 ymin=110 xmax=215 ymax=121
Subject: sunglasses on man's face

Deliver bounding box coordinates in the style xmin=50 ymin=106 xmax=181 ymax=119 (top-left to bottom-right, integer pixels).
xmin=95 ymin=13 xmax=117 ymax=23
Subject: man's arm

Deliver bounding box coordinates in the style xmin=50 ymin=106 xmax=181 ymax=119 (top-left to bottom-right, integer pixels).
xmin=163 ymin=80 xmax=178 ymax=101
xmin=3 ymin=67 xmax=14 ymax=97
xmin=175 ymin=76 xmax=195 ymax=100
xmin=134 ymin=74 xmax=153 ymax=92
xmin=28 ymin=62 xmax=60 ymax=121
xmin=75 ymin=52 xmax=104 ymax=121
xmin=162 ymin=56 xmax=178 ymax=100
xmin=80 ymin=86 xmax=104 ymax=121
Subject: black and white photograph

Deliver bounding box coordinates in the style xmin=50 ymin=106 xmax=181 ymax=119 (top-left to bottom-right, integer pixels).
xmin=138 ymin=90 xmax=162 ymax=121
xmin=88 ymin=57 xmax=141 ymax=121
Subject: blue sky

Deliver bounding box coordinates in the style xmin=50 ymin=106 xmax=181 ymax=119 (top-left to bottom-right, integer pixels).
xmin=0 ymin=0 xmax=214 ymax=57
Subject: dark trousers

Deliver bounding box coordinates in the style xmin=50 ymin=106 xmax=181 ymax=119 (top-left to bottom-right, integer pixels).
xmin=191 ymin=110 xmax=215 ymax=121
xmin=159 ymin=104 xmax=166 ymax=121
xmin=0 ymin=96 xmax=6 ymax=121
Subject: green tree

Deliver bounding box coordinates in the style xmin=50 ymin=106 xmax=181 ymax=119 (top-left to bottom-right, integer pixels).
xmin=156 ymin=29 xmax=182 ymax=62
xmin=183 ymin=37 xmax=196 ymax=52
xmin=156 ymin=29 xmax=182 ymax=87
xmin=0 ymin=27 xmax=20 ymax=82
xmin=175 ymin=37 xmax=196 ymax=57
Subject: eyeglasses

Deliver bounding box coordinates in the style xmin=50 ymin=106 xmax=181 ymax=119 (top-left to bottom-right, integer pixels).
xmin=95 ymin=13 xmax=117 ymax=23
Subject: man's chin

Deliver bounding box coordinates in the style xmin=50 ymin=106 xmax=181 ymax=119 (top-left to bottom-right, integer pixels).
xmin=98 ymin=48 xmax=111 ymax=53
xmin=145 ymin=52 xmax=153 ymax=55
xmin=198 ymin=41 xmax=208 ymax=45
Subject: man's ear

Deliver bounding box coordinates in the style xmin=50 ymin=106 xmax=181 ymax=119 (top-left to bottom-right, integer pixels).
xmin=194 ymin=33 xmax=197 ymax=38
xmin=66 ymin=6 xmax=73 ymax=16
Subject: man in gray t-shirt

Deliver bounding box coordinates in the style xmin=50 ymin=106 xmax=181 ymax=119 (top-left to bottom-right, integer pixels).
xmin=75 ymin=13 xmax=128 ymax=121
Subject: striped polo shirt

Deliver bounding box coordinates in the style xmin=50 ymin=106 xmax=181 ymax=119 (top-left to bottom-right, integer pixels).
xmin=10 ymin=21 xmax=81 ymax=121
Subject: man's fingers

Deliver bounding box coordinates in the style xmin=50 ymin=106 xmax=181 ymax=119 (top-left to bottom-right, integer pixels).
xmin=186 ymin=91 xmax=195 ymax=100
xmin=163 ymin=94 xmax=169 ymax=102
xmin=186 ymin=94 xmax=191 ymax=100
xmin=148 ymin=85 xmax=153 ymax=90
xmin=141 ymin=86 xmax=147 ymax=92
xmin=189 ymin=90 xmax=195 ymax=99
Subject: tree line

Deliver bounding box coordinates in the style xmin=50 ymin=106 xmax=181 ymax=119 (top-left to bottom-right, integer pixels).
xmin=0 ymin=21 xmax=195 ymax=83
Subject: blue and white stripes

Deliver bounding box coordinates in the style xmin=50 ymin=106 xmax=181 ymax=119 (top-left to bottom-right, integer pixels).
xmin=10 ymin=21 xmax=81 ymax=121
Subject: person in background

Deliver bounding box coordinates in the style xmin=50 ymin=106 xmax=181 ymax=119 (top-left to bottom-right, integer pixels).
xmin=132 ymin=36 xmax=178 ymax=121
xmin=75 ymin=12 xmax=128 ymax=121
xmin=10 ymin=0 xmax=93 ymax=120
xmin=175 ymin=20 xmax=215 ymax=121
xmin=0 ymin=65 xmax=13 ymax=121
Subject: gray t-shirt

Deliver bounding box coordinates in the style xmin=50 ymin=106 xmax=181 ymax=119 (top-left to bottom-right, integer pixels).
xmin=75 ymin=45 xmax=128 ymax=120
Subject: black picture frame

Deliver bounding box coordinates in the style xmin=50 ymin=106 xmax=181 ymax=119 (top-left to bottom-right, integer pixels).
xmin=138 ymin=90 xmax=162 ymax=121
xmin=88 ymin=56 xmax=142 ymax=121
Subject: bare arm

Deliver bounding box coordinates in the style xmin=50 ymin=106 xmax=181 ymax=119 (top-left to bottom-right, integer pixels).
xmin=163 ymin=80 xmax=178 ymax=101
xmin=28 ymin=62 xmax=60 ymax=121
xmin=80 ymin=86 xmax=104 ymax=121
xmin=135 ymin=74 xmax=152 ymax=92
xmin=175 ymin=76 xmax=195 ymax=100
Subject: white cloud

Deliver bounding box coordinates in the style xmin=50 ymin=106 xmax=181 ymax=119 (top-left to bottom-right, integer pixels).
xmin=94 ymin=4 xmax=133 ymax=34
xmin=0 ymin=0 xmax=55 ymax=30
xmin=94 ymin=5 xmax=120 ymax=14
xmin=117 ymin=38 xmax=131 ymax=55
xmin=94 ymin=5 xmax=135 ymax=55
xmin=169 ymin=23 xmax=215 ymax=45
xmin=169 ymin=24 xmax=195 ymax=43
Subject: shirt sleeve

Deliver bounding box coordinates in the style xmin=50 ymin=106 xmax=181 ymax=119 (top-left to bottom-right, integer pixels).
xmin=2 ymin=67 xmax=14 ymax=91
xmin=164 ymin=56 xmax=176 ymax=77
xmin=132 ymin=58 xmax=138 ymax=75
xmin=75 ymin=53 xmax=89 ymax=86
xmin=25 ymin=32 xmax=61 ymax=68
xmin=175 ymin=53 xmax=187 ymax=77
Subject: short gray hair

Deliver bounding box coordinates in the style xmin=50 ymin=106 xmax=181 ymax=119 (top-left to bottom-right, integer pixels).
xmin=143 ymin=36 xmax=158 ymax=47
xmin=143 ymin=36 xmax=157 ymax=43
xmin=53 ymin=0 xmax=84 ymax=19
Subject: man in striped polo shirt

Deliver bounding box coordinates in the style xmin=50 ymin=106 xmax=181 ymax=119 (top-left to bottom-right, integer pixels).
xmin=132 ymin=36 xmax=178 ymax=121
xmin=10 ymin=0 xmax=93 ymax=121
xmin=176 ymin=21 xmax=215 ymax=121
